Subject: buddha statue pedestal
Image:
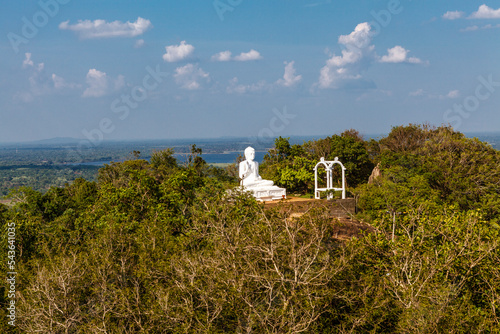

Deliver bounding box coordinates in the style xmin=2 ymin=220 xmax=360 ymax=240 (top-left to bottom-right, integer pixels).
xmin=238 ymin=147 xmax=286 ymax=201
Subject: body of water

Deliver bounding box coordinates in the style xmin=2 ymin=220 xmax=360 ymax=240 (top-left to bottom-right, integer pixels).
xmin=73 ymin=151 xmax=268 ymax=166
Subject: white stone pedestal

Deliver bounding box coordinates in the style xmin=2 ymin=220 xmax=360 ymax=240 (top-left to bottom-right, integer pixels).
xmin=245 ymin=185 xmax=286 ymax=201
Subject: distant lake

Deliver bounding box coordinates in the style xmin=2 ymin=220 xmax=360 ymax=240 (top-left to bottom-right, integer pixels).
xmin=72 ymin=151 xmax=267 ymax=166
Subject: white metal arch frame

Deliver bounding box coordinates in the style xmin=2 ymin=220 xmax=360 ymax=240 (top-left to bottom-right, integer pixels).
xmin=314 ymin=157 xmax=346 ymax=200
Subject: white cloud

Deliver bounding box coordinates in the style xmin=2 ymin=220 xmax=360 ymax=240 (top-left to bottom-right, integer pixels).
xmin=276 ymin=61 xmax=302 ymax=87
xmin=461 ymin=23 xmax=500 ymax=32
xmin=469 ymin=5 xmax=500 ymax=19
xmin=440 ymin=90 xmax=460 ymax=99
xmin=234 ymin=49 xmax=262 ymax=61
xmin=22 ymin=53 xmax=34 ymax=68
xmin=211 ymin=51 xmax=232 ymax=62
xmin=409 ymin=88 xmax=425 ymax=97
xmin=59 ymin=17 xmax=152 ymax=39
xmin=380 ymin=46 xmax=407 ymax=63
xmin=379 ymin=46 xmax=423 ymax=64
xmin=410 ymin=88 xmax=460 ymax=99
xmin=15 ymin=53 xmax=48 ymax=102
xmin=226 ymin=77 xmax=268 ymax=94
xmin=173 ymin=64 xmax=209 ymax=90
xmin=316 ymin=22 xmax=428 ymax=90
xmin=83 ymin=69 xmax=108 ymax=97
xmin=22 ymin=52 xmax=45 ymax=72
xmin=82 ymin=69 xmax=124 ymax=97
xmin=51 ymin=74 xmax=65 ymax=89
xmin=338 ymin=22 xmax=373 ymax=50
xmin=318 ymin=22 xmax=375 ymax=89
xmin=461 ymin=25 xmax=479 ymax=32
xmin=52 ymin=74 xmax=74 ymax=90
xmin=134 ymin=39 xmax=145 ymax=48
xmin=483 ymin=23 xmax=500 ymax=29
xmin=443 ymin=11 xmax=465 ymax=20
xmin=408 ymin=57 xmax=423 ymax=64
xmin=210 ymin=49 xmax=263 ymax=62
xmin=163 ymin=41 xmax=194 ymax=62
xmin=16 ymin=53 xmax=80 ymax=103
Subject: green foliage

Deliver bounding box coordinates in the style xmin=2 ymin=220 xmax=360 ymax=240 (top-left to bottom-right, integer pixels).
xmin=274 ymin=156 xmax=316 ymax=192
xmin=261 ymin=132 xmax=374 ymax=194
xmin=2 ymin=127 xmax=500 ymax=332
xmin=359 ymin=124 xmax=500 ymax=223
xmin=150 ymin=147 xmax=177 ymax=172
xmin=304 ymin=132 xmax=374 ymax=187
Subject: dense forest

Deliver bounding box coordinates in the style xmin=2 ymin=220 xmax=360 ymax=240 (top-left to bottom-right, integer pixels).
xmin=1 ymin=124 xmax=500 ymax=332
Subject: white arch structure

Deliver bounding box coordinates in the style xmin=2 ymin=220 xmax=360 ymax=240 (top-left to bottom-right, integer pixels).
xmin=314 ymin=157 xmax=346 ymax=200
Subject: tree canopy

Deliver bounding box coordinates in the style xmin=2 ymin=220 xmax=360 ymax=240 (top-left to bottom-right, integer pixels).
xmin=1 ymin=125 xmax=500 ymax=333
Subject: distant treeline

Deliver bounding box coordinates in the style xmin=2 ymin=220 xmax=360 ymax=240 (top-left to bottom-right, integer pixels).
xmin=0 ymin=165 xmax=99 ymax=196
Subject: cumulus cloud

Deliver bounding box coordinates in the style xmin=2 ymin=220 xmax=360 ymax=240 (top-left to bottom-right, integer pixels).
xmin=163 ymin=41 xmax=195 ymax=62
xmin=59 ymin=17 xmax=152 ymax=39
xmin=440 ymin=90 xmax=460 ymax=99
xmin=16 ymin=53 xmax=79 ymax=102
xmin=15 ymin=55 xmax=47 ymax=102
xmin=83 ymin=69 xmax=108 ymax=97
xmin=210 ymin=49 xmax=262 ymax=62
xmin=316 ymin=22 xmax=428 ymax=90
xmin=276 ymin=61 xmax=302 ymax=87
xmin=51 ymin=74 xmax=79 ymax=90
xmin=379 ymin=46 xmax=423 ymax=64
xmin=22 ymin=53 xmax=34 ymax=68
xmin=443 ymin=11 xmax=465 ymax=20
xmin=234 ymin=49 xmax=262 ymax=61
xmin=22 ymin=52 xmax=45 ymax=72
xmin=409 ymin=88 xmax=425 ymax=97
xmin=226 ymin=77 xmax=268 ymax=94
xmin=82 ymin=69 xmax=125 ymax=97
xmin=469 ymin=5 xmax=500 ymax=19
xmin=51 ymin=74 xmax=66 ymax=89
xmin=337 ymin=22 xmax=374 ymax=50
xmin=173 ymin=64 xmax=210 ymax=90
xmin=317 ymin=22 xmax=375 ymax=89
xmin=211 ymin=51 xmax=232 ymax=62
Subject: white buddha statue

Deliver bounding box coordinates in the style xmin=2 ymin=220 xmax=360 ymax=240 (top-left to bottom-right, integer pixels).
xmin=239 ymin=146 xmax=274 ymax=187
xmin=238 ymin=146 xmax=286 ymax=201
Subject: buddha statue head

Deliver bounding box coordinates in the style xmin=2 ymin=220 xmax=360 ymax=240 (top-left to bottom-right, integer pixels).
xmin=244 ymin=146 xmax=255 ymax=161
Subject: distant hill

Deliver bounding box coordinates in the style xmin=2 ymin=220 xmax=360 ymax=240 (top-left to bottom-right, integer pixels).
xmin=30 ymin=137 xmax=82 ymax=146
xmin=1 ymin=132 xmax=499 ymax=150
xmin=0 ymin=137 xmax=82 ymax=148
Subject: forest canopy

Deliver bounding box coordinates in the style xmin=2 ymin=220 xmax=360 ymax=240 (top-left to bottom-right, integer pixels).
xmin=1 ymin=124 xmax=500 ymax=333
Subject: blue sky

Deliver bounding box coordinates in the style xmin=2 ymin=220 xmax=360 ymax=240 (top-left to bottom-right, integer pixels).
xmin=1 ymin=0 xmax=500 ymax=142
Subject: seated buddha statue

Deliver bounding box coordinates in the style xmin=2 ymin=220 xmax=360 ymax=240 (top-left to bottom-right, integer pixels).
xmin=239 ymin=146 xmax=274 ymax=188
